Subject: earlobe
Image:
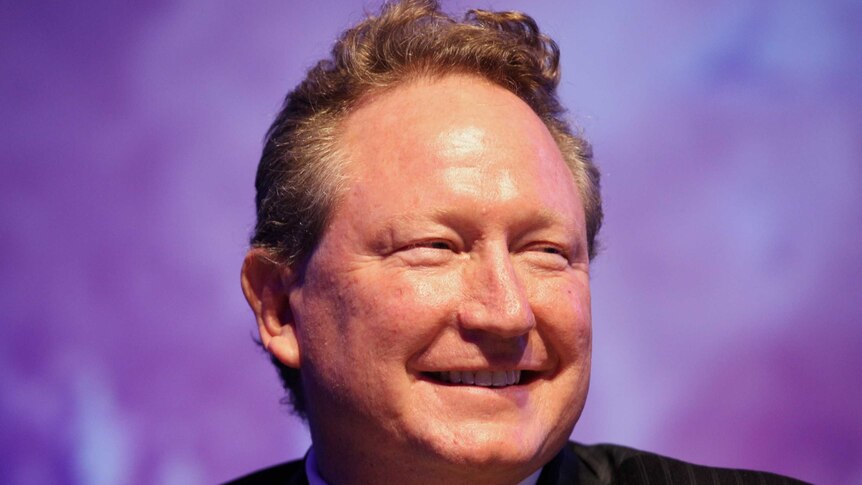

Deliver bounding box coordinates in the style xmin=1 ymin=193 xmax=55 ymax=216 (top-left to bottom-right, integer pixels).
xmin=240 ymin=248 xmax=302 ymax=368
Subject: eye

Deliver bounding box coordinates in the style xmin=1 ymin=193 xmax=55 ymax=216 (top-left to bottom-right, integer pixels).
xmin=426 ymin=241 xmax=453 ymax=250
xmin=405 ymin=240 xmax=454 ymax=251
xmin=529 ymin=244 xmax=567 ymax=257
xmin=521 ymin=243 xmax=570 ymax=270
xmin=398 ymin=239 xmax=457 ymax=266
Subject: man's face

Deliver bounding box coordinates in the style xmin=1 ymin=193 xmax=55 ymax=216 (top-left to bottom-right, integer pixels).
xmin=289 ymin=75 xmax=591 ymax=476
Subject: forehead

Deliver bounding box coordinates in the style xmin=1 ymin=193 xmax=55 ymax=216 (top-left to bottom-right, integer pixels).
xmin=338 ymin=75 xmax=579 ymax=210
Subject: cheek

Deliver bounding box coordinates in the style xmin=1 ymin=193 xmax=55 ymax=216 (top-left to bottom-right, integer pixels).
xmin=302 ymin=269 xmax=463 ymax=362
xmin=369 ymin=270 xmax=463 ymax=346
xmin=402 ymin=270 xmax=463 ymax=308
xmin=530 ymin=277 xmax=592 ymax=348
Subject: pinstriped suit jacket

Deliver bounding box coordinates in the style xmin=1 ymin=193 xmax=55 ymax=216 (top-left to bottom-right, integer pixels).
xmin=552 ymin=442 xmax=808 ymax=484
xmin=224 ymin=441 xmax=809 ymax=484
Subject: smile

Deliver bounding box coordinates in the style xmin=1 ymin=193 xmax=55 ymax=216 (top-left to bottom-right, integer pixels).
xmin=426 ymin=370 xmax=524 ymax=387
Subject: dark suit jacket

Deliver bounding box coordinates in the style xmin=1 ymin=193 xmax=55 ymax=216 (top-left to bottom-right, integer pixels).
xmin=224 ymin=441 xmax=808 ymax=484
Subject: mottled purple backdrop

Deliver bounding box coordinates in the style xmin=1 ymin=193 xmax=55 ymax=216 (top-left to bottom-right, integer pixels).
xmin=1 ymin=1 xmax=860 ymax=484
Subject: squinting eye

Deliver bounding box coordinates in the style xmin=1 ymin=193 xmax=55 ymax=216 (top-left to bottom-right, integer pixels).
xmin=426 ymin=241 xmax=452 ymax=250
xmin=533 ymin=245 xmax=566 ymax=258
xmin=404 ymin=240 xmax=454 ymax=251
xmin=522 ymin=244 xmax=571 ymax=269
xmin=398 ymin=240 xmax=457 ymax=266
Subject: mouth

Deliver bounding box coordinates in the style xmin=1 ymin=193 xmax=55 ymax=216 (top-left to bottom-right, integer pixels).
xmin=421 ymin=370 xmax=538 ymax=388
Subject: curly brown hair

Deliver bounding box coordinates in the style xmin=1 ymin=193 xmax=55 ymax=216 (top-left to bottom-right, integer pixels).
xmin=250 ymin=0 xmax=602 ymax=417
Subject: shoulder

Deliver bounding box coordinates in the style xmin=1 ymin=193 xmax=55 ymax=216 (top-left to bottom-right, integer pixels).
xmin=564 ymin=441 xmax=810 ymax=485
xmin=222 ymin=458 xmax=307 ymax=485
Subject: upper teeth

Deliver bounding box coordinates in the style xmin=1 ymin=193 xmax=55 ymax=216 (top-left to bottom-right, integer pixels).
xmin=437 ymin=370 xmax=521 ymax=387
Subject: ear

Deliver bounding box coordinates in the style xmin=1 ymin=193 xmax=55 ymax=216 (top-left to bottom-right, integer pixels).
xmin=240 ymin=248 xmax=301 ymax=369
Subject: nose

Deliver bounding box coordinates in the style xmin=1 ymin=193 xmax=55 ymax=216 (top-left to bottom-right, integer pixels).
xmin=458 ymin=246 xmax=536 ymax=338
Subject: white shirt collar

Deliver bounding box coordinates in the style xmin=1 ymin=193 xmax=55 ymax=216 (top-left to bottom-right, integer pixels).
xmin=305 ymin=447 xmax=542 ymax=485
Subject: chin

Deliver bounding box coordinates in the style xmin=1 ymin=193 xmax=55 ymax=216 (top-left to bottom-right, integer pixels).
xmin=410 ymin=419 xmax=565 ymax=473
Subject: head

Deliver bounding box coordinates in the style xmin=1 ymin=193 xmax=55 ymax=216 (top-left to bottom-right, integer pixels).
xmin=242 ymin=0 xmax=602 ymax=482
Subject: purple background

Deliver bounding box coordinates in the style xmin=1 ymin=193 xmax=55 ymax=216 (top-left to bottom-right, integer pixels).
xmin=2 ymin=1 xmax=860 ymax=483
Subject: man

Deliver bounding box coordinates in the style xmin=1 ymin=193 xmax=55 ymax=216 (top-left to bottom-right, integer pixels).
xmin=235 ymin=1 xmax=805 ymax=483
